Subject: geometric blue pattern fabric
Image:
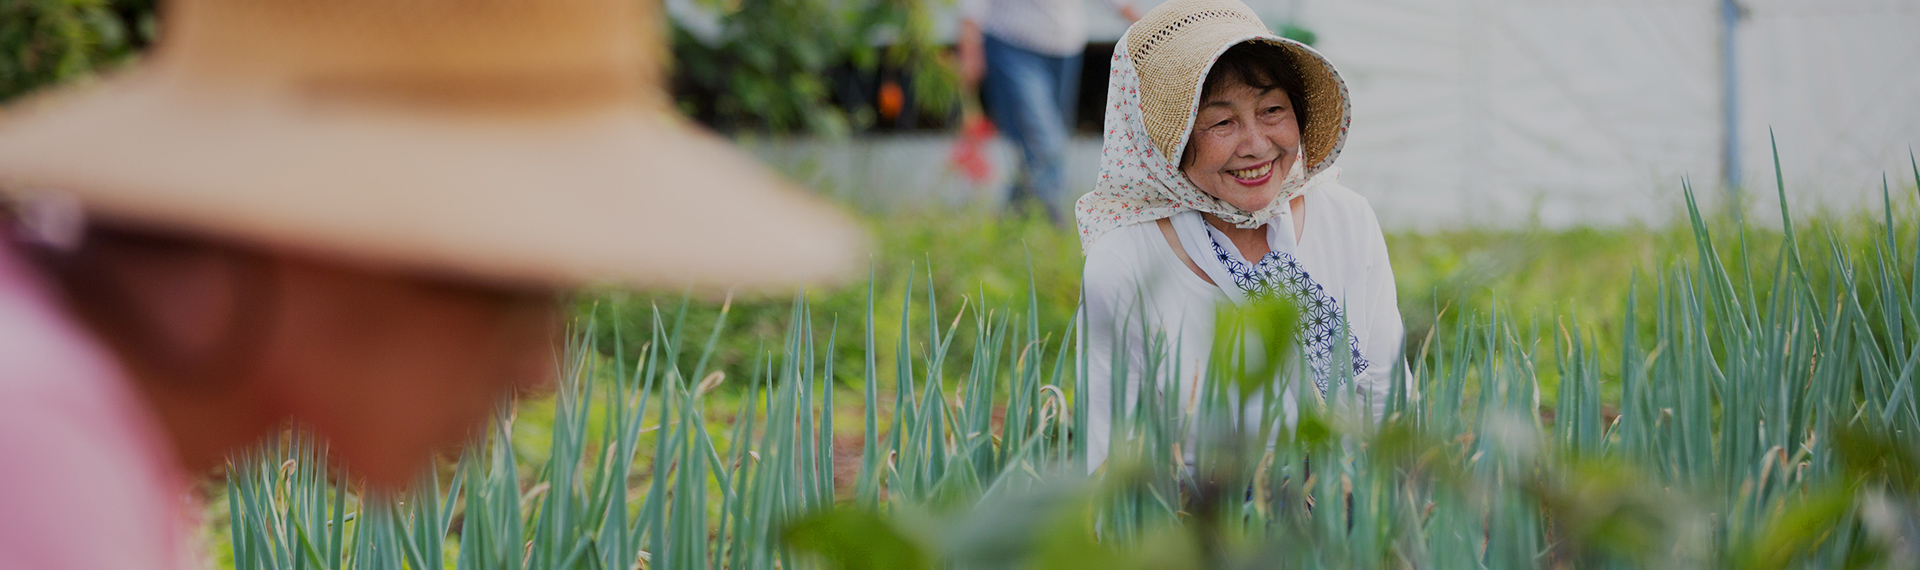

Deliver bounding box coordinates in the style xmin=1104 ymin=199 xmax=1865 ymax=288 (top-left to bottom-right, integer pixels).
xmin=1204 ymin=233 xmax=1369 ymax=395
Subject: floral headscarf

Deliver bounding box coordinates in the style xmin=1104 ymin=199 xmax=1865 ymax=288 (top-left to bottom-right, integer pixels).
xmin=1072 ymin=31 xmax=1344 ymax=249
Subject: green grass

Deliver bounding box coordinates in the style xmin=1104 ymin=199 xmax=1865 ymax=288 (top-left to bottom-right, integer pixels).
xmin=212 ymin=154 xmax=1920 ymax=569
xmin=585 ymin=187 xmax=1918 ymax=408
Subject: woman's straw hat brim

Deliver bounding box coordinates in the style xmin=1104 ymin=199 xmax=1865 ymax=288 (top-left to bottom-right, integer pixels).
xmin=0 ymin=72 xmax=865 ymax=291
xmin=1128 ymin=0 xmax=1349 ymax=175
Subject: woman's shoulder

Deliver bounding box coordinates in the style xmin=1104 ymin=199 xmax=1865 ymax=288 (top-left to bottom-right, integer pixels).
xmin=1081 ymin=219 xmax=1191 ymax=294
xmin=1083 ymin=220 xmax=1172 ymax=264
xmin=1310 ymin=180 xmax=1378 ymax=215
xmin=1308 ymin=181 xmax=1385 ymax=234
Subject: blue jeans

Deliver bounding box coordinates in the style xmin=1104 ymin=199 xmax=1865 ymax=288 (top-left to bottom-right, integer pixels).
xmin=981 ymin=34 xmax=1081 ymax=223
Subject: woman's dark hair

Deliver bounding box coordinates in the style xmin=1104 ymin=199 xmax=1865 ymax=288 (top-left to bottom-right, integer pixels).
xmin=1197 ymin=41 xmax=1310 ymax=130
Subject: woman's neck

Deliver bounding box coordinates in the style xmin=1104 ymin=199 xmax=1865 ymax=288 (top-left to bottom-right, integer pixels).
xmin=1201 ymin=212 xmax=1270 ymax=262
xmin=1201 ymin=195 xmax=1308 ymax=262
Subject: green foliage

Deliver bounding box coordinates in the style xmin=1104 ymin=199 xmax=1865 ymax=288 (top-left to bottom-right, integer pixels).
xmin=1276 ymin=23 xmax=1316 ymax=47
xmin=1211 ymin=298 xmax=1301 ymax=400
xmin=0 ymin=0 xmax=151 ymax=101
xmin=583 ymin=210 xmax=1083 ymax=397
xmin=786 ymin=508 xmax=931 ymax=570
xmin=670 ymin=0 xmax=957 ymax=135
xmin=1 ymin=0 xmax=950 ymax=136
xmin=222 ymin=152 xmax=1920 ymax=569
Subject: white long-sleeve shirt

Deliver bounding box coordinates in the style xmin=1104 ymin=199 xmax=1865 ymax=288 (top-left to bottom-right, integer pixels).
xmin=1080 ymin=181 xmax=1407 ymax=470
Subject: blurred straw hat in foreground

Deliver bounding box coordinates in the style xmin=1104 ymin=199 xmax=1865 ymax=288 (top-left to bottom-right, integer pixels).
xmin=0 ymin=0 xmax=865 ymax=291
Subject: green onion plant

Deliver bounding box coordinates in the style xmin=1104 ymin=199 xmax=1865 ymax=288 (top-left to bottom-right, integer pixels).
xmin=226 ymin=149 xmax=1920 ymax=569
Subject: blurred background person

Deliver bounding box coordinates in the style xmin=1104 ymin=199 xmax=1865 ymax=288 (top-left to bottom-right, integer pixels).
xmin=0 ymin=0 xmax=861 ymax=568
xmin=958 ymin=0 xmax=1141 ymax=224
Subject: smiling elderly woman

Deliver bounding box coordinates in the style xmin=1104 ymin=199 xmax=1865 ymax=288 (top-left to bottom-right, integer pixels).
xmin=1077 ymin=0 xmax=1405 ymax=469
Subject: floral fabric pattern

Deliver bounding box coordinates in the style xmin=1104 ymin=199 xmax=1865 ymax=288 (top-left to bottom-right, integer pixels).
xmin=1204 ymin=233 xmax=1368 ymax=395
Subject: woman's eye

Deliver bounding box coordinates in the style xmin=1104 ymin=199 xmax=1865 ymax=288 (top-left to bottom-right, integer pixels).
xmin=1264 ymin=106 xmax=1284 ymax=115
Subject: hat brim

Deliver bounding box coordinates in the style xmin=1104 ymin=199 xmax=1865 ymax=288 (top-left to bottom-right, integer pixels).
xmin=1126 ymin=0 xmax=1351 ymax=179
xmin=1177 ymin=34 xmax=1349 ymax=178
xmin=0 ymin=71 xmax=867 ymax=292
xmin=1252 ymin=37 xmax=1349 ymax=177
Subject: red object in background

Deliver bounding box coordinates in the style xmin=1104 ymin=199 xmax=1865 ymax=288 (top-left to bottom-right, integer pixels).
xmin=949 ymin=114 xmax=997 ymax=184
xmin=877 ymin=81 xmax=904 ymax=121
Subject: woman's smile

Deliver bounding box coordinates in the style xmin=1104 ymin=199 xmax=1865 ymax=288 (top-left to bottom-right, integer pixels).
xmin=1226 ymin=158 xmax=1276 ymax=185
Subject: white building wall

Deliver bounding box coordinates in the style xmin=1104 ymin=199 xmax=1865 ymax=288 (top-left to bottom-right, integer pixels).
xmin=792 ymin=0 xmax=1920 ymax=228
xmin=1736 ymin=0 xmax=1920 ymax=220
xmin=1302 ymin=0 xmax=1727 ymax=229
xmin=1300 ymin=0 xmax=1919 ymax=228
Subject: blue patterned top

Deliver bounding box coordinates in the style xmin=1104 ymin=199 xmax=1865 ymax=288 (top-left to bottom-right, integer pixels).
xmin=1204 ymin=231 xmax=1369 ymax=395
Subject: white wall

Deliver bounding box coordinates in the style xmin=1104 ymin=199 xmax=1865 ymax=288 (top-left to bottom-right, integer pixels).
xmin=1299 ymin=0 xmax=1920 ymax=229
xmin=1736 ymin=0 xmax=1920 ymax=220
xmin=792 ymin=0 xmax=1920 ymax=228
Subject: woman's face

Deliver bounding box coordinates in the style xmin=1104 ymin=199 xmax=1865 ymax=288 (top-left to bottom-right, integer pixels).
xmin=67 ymin=232 xmax=561 ymax=490
xmin=1181 ymin=76 xmax=1303 ymax=213
xmin=261 ymin=259 xmax=560 ymax=488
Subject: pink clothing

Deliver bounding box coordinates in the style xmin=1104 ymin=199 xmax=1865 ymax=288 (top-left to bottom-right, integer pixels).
xmin=0 ymin=241 xmax=200 ymax=569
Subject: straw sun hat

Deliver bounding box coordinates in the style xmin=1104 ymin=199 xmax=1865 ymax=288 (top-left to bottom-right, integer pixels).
xmin=0 ymin=0 xmax=864 ymax=291
xmin=1128 ymin=0 xmax=1349 ymax=173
